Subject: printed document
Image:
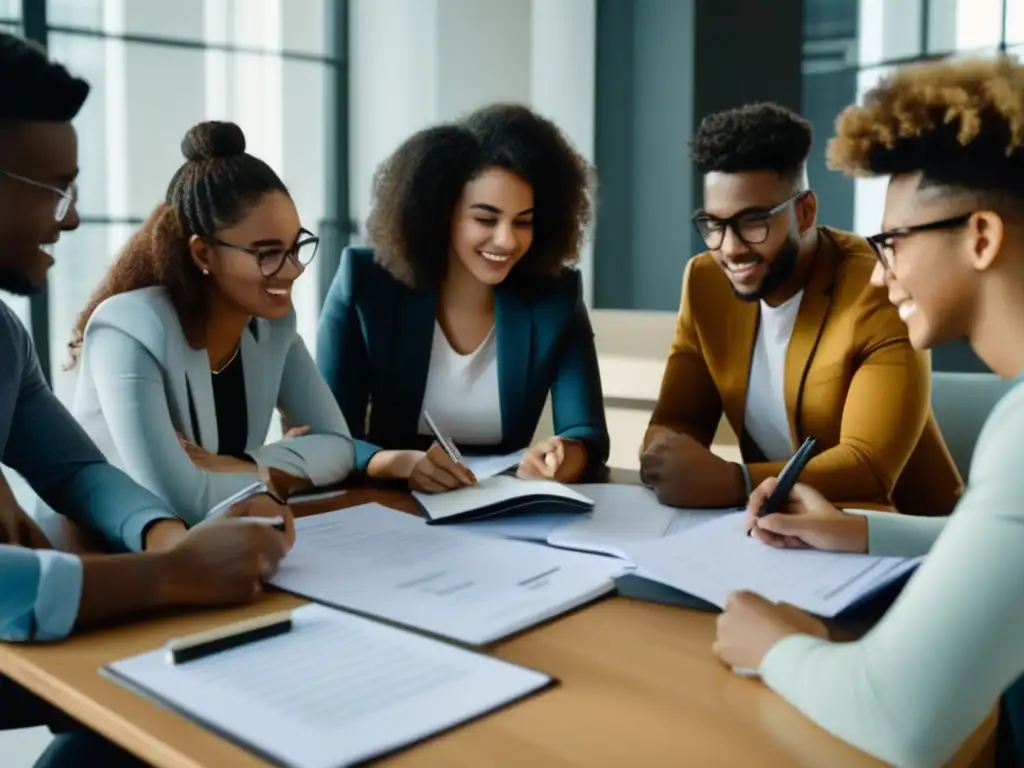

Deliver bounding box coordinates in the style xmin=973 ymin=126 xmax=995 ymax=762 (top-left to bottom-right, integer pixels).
xmin=104 ymin=605 xmax=552 ymax=768
xmin=268 ymin=504 xmax=628 ymax=644
xmin=621 ymin=511 xmax=921 ymax=617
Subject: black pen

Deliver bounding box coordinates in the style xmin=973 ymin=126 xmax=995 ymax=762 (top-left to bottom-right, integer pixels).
xmin=165 ymin=610 xmax=293 ymax=664
xmin=748 ymin=436 xmax=818 ymax=536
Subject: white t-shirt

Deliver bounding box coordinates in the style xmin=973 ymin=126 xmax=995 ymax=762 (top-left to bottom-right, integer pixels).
xmin=417 ymin=322 xmax=502 ymax=446
xmin=743 ymin=290 xmax=803 ymax=461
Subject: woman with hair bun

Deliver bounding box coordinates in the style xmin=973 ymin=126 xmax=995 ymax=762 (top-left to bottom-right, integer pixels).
xmin=66 ymin=120 xmax=354 ymax=524
xmin=317 ymin=103 xmax=608 ymax=492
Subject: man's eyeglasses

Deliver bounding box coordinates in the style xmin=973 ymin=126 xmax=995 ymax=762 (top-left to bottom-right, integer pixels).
xmin=1 ymin=170 xmax=77 ymax=222
xmin=692 ymin=191 xmax=806 ymax=250
xmin=204 ymin=228 xmax=320 ymax=278
xmin=866 ymin=213 xmax=972 ymax=271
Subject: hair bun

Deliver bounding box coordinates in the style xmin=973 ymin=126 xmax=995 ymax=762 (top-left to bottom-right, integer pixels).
xmin=181 ymin=121 xmax=246 ymax=162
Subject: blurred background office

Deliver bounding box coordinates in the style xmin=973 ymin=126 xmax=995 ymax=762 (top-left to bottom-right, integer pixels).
xmin=0 ymin=0 xmax=1014 ymax=475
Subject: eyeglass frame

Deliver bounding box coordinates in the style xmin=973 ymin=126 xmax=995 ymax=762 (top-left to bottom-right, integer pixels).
xmin=201 ymin=227 xmax=320 ymax=278
xmin=0 ymin=170 xmax=77 ymax=222
xmin=865 ymin=213 xmax=973 ymax=272
xmin=691 ymin=190 xmax=808 ymax=250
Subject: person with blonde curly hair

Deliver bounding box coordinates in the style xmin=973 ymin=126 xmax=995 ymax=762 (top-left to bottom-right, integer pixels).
xmin=715 ymin=55 xmax=1024 ymax=767
xmin=317 ymin=104 xmax=608 ymax=492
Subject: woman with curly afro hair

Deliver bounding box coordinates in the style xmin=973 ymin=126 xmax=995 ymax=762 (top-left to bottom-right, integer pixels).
xmin=713 ymin=55 xmax=1024 ymax=767
xmin=317 ymin=103 xmax=608 ymax=492
xmin=65 ymin=121 xmax=355 ymax=524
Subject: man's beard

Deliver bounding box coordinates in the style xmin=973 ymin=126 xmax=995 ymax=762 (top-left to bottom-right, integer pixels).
xmin=731 ymin=238 xmax=800 ymax=302
xmin=0 ymin=268 xmax=42 ymax=296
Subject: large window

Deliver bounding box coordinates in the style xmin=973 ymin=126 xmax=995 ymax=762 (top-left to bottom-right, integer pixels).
xmin=802 ymin=0 xmax=1008 ymax=371
xmin=0 ymin=3 xmax=25 ymax=330
xmin=26 ymin=0 xmax=343 ymax=401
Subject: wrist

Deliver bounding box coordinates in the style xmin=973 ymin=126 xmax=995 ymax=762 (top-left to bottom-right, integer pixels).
xmin=727 ymin=462 xmax=748 ymax=506
xmin=368 ymin=450 xmax=423 ymax=480
xmin=152 ymin=550 xmax=191 ymax=607
xmin=143 ymin=518 xmax=188 ymax=552
xmin=839 ymin=513 xmax=870 ymax=554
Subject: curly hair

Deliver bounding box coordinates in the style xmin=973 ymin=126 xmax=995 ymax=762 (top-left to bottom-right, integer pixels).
xmin=827 ymin=55 xmax=1024 ymax=200
xmin=67 ymin=121 xmax=289 ymax=367
xmin=690 ymin=102 xmax=813 ymax=181
xmin=0 ymin=32 xmax=89 ymax=121
xmin=366 ymin=103 xmax=594 ymax=289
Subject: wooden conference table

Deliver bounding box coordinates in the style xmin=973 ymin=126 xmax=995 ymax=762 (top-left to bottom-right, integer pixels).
xmin=0 ymin=487 xmax=997 ymax=767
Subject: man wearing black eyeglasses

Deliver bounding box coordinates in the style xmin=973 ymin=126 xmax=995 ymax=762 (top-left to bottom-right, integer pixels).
xmin=0 ymin=33 xmax=292 ymax=767
xmin=639 ymin=102 xmax=962 ymax=519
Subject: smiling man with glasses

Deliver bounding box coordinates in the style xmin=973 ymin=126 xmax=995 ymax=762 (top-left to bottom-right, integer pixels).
xmin=0 ymin=34 xmax=299 ymax=768
xmin=640 ymin=102 xmax=962 ymax=519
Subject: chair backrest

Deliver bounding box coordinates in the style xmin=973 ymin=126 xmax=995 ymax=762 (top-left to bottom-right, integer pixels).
xmin=930 ymin=371 xmax=1012 ymax=480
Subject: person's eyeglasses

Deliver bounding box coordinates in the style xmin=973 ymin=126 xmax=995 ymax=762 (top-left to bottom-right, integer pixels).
xmin=692 ymin=191 xmax=806 ymax=250
xmin=866 ymin=213 xmax=972 ymax=272
xmin=1 ymin=170 xmax=77 ymax=222
xmin=204 ymin=228 xmax=320 ymax=278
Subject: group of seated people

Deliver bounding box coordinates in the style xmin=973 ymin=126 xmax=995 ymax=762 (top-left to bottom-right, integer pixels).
xmin=2 ymin=31 xmax=1024 ymax=768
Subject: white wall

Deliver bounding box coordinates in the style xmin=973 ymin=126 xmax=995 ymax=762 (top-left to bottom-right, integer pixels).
xmin=348 ymin=0 xmax=597 ymax=302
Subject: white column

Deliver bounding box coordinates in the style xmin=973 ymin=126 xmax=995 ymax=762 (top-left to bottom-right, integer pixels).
xmin=530 ymin=0 xmax=597 ymax=305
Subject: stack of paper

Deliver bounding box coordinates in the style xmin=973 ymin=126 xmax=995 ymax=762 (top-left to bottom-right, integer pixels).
xmin=621 ymin=511 xmax=921 ymax=617
xmin=104 ymin=605 xmax=553 ymax=768
xmin=268 ymin=504 xmax=629 ymax=645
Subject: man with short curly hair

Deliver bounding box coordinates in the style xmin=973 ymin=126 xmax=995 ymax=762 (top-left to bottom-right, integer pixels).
xmin=639 ymin=101 xmax=962 ymax=517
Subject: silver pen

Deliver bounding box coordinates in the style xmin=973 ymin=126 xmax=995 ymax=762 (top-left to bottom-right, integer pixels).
xmin=422 ymin=410 xmax=461 ymax=463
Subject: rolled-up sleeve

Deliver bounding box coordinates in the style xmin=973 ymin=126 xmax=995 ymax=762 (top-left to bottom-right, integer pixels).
xmin=0 ymin=547 xmax=83 ymax=642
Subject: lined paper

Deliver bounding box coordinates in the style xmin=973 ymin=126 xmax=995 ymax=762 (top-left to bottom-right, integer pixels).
xmin=105 ymin=605 xmax=552 ymax=768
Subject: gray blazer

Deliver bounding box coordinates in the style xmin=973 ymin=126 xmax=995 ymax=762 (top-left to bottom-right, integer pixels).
xmin=71 ymin=287 xmax=355 ymax=525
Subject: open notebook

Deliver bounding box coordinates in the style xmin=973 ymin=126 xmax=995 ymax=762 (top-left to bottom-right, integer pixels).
xmin=620 ymin=511 xmax=921 ymax=618
xmin=413 ymin=475 xmax=594 ymax=524
xmin=103 ymin=605 xmax=553 ymax=768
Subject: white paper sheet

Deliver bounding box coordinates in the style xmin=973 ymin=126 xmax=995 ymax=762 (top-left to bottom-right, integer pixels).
xmin=621 ymin=511 xmax=921 ymax=617
xmin=460 ymin=449 xmax=526 ymax=480
xmin=269 ymin=504 xmax=627 ymax=644
xmin=547 ymin=485 xmax=731 ymax=558
xmin=412 ymin=475 xmax=594 ymax=522
xmin=457 ymin=485 xmax=733 ymax=559
xmin=104 ymin=605 xmax=552 ymax=768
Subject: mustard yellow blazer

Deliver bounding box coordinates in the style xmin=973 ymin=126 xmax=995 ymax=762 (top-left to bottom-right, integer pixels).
xmin=644 ymin=227 xmax=963 ymax=517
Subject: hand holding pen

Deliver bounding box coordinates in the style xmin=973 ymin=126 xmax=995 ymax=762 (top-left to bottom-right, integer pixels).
xmin=746 ymin=436 xmax=818 ymax=537
xmin=410 ymin=411 xmax=478 ymax=493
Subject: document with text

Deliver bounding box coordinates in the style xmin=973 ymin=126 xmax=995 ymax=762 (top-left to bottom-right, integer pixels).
xmin=104 ymin=604 xmax=553 ymax=768
xmin=621 ymin=511 xmax=921 ymax=617
xmin=268 ymin=504 xmax=628 ymax=644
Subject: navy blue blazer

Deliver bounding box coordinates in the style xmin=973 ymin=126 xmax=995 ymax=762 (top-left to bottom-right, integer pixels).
xmin=317 ymin=247 xmax=609 ymax=475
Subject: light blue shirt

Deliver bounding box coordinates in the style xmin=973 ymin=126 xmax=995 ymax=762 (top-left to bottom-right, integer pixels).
xmin=0 ymin=302 xmax=178 ymax=642
xmin=0 ymin=546 xmax=82 ymax=641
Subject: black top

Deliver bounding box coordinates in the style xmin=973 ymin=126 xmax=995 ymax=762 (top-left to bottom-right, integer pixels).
xmin=187 ymin=351 xmax=249 ymax=458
